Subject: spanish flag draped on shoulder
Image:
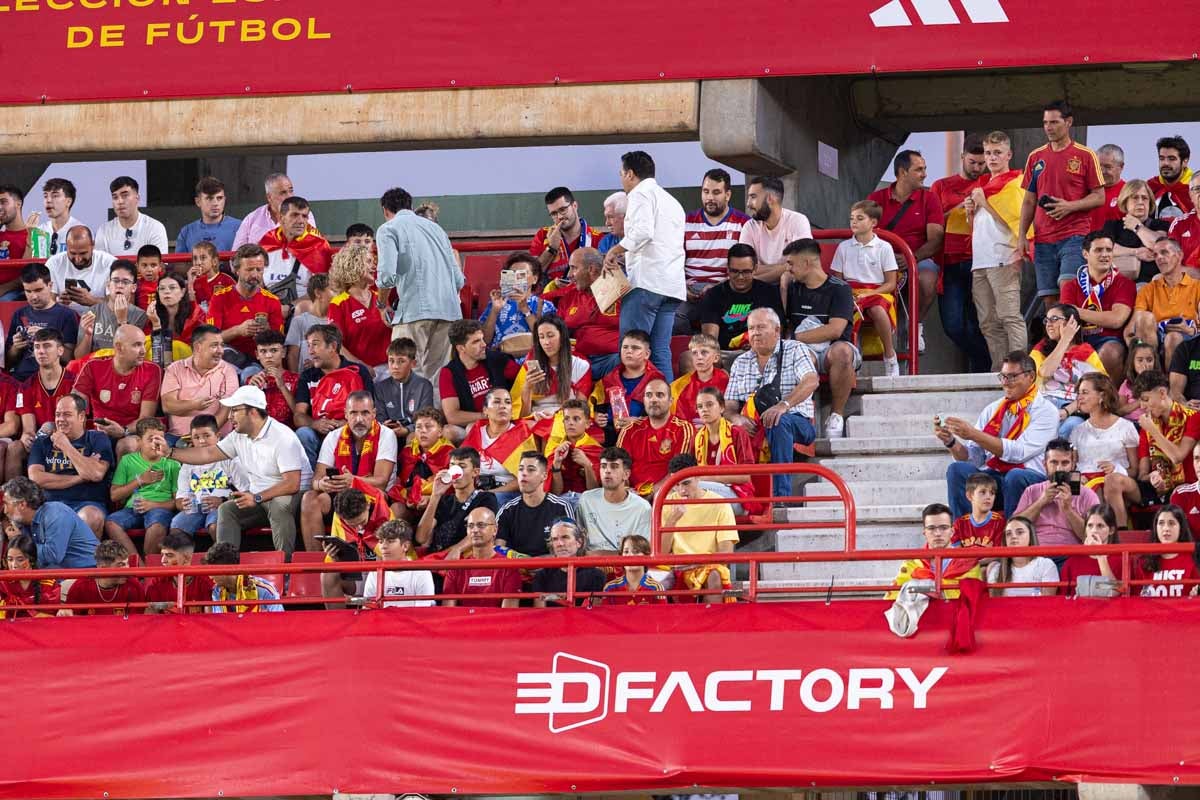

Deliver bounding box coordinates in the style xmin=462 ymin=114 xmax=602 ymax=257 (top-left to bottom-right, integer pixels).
xmin=461 ymin=418 xmax=539 ymax=478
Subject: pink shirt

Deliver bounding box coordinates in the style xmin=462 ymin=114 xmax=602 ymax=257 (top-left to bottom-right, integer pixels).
xmin=232 ymin=205 xmax=317 ymax=249
xmin=160 ymin=357 xmax=239 ymax=436
xmin=1014 ymin=481 xmax=1100 ymax=548
xmin=737 ymin=208 xmax=812 ymax=267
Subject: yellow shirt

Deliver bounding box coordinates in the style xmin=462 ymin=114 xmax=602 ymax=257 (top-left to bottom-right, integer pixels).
xmin=660 ymin=490 xmax=738 ymax=555
xmin=1134 ymin=273 xmax=1200 ymax=321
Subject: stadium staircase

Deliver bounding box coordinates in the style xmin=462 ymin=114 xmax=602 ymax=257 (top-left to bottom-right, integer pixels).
xmin=755 ymin=371 xmax=999 ymax=596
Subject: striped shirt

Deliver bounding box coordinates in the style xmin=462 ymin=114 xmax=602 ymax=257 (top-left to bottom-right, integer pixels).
xmin=684 ymin=207 xmax=751 ymax=289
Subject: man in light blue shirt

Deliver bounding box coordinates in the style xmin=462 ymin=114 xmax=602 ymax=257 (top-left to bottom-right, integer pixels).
xmin=375 ymin=187 xmax=464 ymax=383
xmin=2 ymin=477 xmax=98 ymax=570
xmin=174 ymin=177 xmax=242 ymax=254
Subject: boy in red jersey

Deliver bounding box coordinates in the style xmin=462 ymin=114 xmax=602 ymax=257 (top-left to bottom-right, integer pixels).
xmin=144 ymin=530 xmax=213 ymax=614
xmin=186 ymin=241 xmax=234 ymax=312
xmin=248 ymin=330 xmax=298 ymax=427
xmin=670 ymin=334 xmax=728 ymax=426
xmin=64 ymin=539 xmax=145 ymax=615
xmin=952 ymin=473 xmax=1006 ymax=550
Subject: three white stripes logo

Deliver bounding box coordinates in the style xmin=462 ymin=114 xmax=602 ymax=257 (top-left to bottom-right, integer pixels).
xmin=870 ymin=0 xmax=1008 ymax=26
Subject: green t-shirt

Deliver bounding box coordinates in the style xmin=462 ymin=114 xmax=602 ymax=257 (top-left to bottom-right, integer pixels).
xmin=113 ymin=452 xmax=181 ymax=508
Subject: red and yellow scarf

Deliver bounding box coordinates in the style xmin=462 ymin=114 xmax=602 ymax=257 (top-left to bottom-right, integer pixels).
xmin=393 ymin=437 xmax=453 ymax=506
xmin=332 ymin=419 xmax=382 ymax=477
xmin=1151 ymin=402 xmax=1195 ymax=486
xmin=694 ymin=418 xmax=764 ymax=515
xmin=982 ymin=383 xmax=1038 ymax=473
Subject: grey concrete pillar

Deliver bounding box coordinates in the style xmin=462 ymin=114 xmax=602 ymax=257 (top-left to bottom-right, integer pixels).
xmin=146 ymin=155 xmax=288 ymax=208
xmin=699 ymin=76 xmax=906 ymax=229
xmin=1080 ymin=784 xmax=1200 ymax=800
xmin=1 ymin=161 xmax=52 ymax=202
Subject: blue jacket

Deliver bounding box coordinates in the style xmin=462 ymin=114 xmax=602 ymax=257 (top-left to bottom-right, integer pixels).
xmin=27 ymin=502 xmax=99 ymax=570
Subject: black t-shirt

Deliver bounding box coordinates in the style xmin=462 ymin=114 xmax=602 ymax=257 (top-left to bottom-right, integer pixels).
xmin=531 ymin=567 xmax=608 ymax=605
xmin=431 ymin=490 xmax=499 ymax=552
xmin=785 ymin=275 xmax=856 ymax=344
xmin=699 ymin=279 xmax=784 ymax=349
xmin=1100 ymin=218 xmax=1170 ymax=283
xmin=496 ymin=494 xmax=576 ymax=556
xmin=1169 ymin=335 xmax=1200 ymax=401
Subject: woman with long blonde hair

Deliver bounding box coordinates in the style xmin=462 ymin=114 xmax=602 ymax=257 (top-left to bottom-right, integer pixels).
xmin=328 ymin=244 xmax=392 ymax=370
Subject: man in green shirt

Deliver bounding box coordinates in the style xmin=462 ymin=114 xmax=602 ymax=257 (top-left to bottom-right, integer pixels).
xmin=104 ymin=418 xmax=181 ymax=554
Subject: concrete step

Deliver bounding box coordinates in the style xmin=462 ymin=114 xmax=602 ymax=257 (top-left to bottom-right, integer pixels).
xmin=776 ymin=524 xmax=923 ymax=552
xmin=817 ymin=454 xmax=952 ymax=482
xmin=860 ymin=389 xmax=995 ymax=417
xmin=803 ymin=479 xmax=947 ymax=508
xmin=783 ymin=503 xmax=926 ymax=523
xmin=863 ymin=372 xmax=999 ymax=393
xmin=820 ymin=435 xmax=947 ymax=457
xmin=845 ymin=414 xmax=943 ymax=438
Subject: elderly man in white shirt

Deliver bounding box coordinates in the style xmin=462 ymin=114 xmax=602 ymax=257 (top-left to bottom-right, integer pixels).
xmin=161 ymin=385 xmax=312 ymax=557
xmin=936 ymin=351 xmax=1058 ymax=520
xmin=603 ymin=150 xmax=686 ymax=382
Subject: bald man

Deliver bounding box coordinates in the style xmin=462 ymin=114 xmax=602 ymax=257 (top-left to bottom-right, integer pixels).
xmin=45 ymin=225 xmax=116 ymax=310
xmin=440 ymin=506 xmax=520 ymax=607
xmin=73 ymin=323 xmax=163 ymax=457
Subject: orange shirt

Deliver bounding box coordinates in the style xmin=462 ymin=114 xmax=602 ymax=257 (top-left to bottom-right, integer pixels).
xmin=1134 ymin=274 xmax=1200 ymax=322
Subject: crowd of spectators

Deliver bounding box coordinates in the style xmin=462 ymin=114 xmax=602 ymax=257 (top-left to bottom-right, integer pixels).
xmin=1 ymin=101 xmax=1199 ymax=612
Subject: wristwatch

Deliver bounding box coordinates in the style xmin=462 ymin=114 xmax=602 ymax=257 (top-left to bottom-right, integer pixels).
xmin=253 ymin=493 xmax=263 ymax=504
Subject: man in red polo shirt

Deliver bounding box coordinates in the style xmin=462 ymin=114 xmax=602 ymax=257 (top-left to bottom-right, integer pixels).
xmin=1018 ymin=99 xmax=1104 ymax=312
xmin=208 ymin=243 xmax=285 ymax=367
xmin=616 ymin=377 xmax=695 ymax=497
xmin=931 ymin=136 xmax=989 ymax=372
xmin=73 ymin=324 xmax=161 ymax=456
xmin=1090 ymin=144 xmax=1127 ymax=231
xmin=544 ymin=247 xmax=621 ymax=378
xmin=530 ymin=187 xmax=604 ymax=285
xmin=1149 ymin=135 xmax=1194 ymax=223
xmin=867 ymin=150 xmax=944 ymax=353
xmin=1168 ymin=174 xmax=1200 ymax=271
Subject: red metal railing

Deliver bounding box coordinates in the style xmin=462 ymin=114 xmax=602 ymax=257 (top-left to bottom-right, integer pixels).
xmin=1 ymin=540 xmax=1192 ymax=615
xmin=651 ymin=463 xmax=858 ymax=554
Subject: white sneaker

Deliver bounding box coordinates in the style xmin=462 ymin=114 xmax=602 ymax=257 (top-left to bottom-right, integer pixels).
xmin=825 ymin=412 xmax=845 ymax=439
xmin=883 ymin=356 xmax=900 ymax=377
xmin=917 ymin=323 xmax=926 ymax=353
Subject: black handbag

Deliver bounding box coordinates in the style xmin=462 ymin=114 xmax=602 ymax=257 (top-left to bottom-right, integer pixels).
xmin=753 ymin=341 xmax=786 ymax=410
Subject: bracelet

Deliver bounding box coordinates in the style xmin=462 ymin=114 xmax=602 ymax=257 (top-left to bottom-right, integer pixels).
xmin=943 ymin=438 xmax=956 ymax=449
xmin=551 ymin=467 xmax=563 ymax=473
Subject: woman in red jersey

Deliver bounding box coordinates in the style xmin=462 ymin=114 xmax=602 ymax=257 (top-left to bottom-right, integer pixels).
xmin=1059 ymin=503 xmax=1115 ymax=595
xmin=1098 ymin=504 xmax=1200 ymax=596
xmin=0 ymin=535 xmax=59 ymax=618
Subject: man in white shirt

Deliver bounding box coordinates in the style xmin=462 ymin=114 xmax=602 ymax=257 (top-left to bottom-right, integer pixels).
xmin=739 ymin=176 xmax=813 ymax=283
xmin=232 ymin=172 xmax=316 ymax=249
xmin=161 ymin=384 xmax=312 ymax=557
xmin=603 ymin=151 xmax=686 ymax=382
xmin=46 ymin=226 xmax=115 ymax=309
xmin=94 ymin=176 xmax=169 ymax=257
xmin=32 ymin=178 xmax=84 ymax=258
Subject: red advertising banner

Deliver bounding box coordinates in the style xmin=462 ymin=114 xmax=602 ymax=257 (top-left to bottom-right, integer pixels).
xmin=0 ymin=0 xmax=1192 ymax=105
xmin=3 ymin=599 xmax=1200 ymax=799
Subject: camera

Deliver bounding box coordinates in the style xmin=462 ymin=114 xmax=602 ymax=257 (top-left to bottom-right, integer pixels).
xmin=1051 ymin=470 xmax=1081 ymax=496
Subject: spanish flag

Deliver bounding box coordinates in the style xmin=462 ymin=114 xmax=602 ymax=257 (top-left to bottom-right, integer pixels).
xmin=328 ymin=477 xmax=393 ymax=559
xmin=259 ymin=224 xmax=334 ymax=275
xmin=461 ymin=419 xmax=539 ymax=478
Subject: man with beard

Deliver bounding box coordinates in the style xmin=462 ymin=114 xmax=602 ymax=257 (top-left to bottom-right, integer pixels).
xmin=531 ymin=187 xmax=604 ymax=284
xmin=162 ymin=384 xmax=311 ymax=556
xmin=258 ymin=195 xmax=334 ymax=314
xmin=207 ymin=243 xmax=285 ymax=367
xmin=932 ymin=136 xmax=991 ymax=372
xmin=1149 ymin=136 xmax=1194 ymax=222
xmin=0 ymin=184 xmax=31 ymax=268
xmin=616 ymin=377 xmax=694 ymax=498
xmin=46 ymin=226 xmax=116 ymax=310
xmin=300 ymin=391 xmax=398 ymax=551
xmin=678 ymin=168 xmax=752 ymax=333
xmin=738 ymin=176 xmax=813 ymax=284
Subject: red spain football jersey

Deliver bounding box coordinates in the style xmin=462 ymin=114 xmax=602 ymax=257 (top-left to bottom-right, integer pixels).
xmin=73 ymin=357 xmax=162 ymax=428
xmin=16 ymin=369 xmax=77 ymax=429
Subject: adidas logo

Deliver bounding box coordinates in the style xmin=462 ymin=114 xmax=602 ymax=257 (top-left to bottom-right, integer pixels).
xmin=870 ymin=0 xmax=1008 ymax=27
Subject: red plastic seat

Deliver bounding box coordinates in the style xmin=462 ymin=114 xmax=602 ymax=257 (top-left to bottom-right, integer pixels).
xmin=239 ymin=550 xmax=286 ymax=597
xmin=287 ymin=551 xmax=328 ymax=601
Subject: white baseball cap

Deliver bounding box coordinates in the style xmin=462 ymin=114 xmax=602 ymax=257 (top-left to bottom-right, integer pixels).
xmin=218 ymin=385 xmax=268 ymax=411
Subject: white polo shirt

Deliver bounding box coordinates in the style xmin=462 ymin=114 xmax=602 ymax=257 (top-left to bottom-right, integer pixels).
xmin=217 ymin=416 xmax=313 ymax=494
xmin=830 ymin=234 xmax=899 ymax=285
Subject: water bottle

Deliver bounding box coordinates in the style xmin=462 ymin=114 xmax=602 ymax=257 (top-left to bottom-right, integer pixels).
xmin=608 ymin=387 xmax=630 ymax=421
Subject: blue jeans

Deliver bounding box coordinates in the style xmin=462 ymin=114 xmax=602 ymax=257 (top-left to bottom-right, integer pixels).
xmin=946 ymin=461 xmax=1044 ymax=519
xmin=109 ymin=506 xmax=175 ymax=532
xmin=1033 ymin=235 xmax=1085 ymax=298
xmin=295 ymin=426 xmax=325 ymax=469
xmin=170 ymin=508 xmax=220 ymax=534
xmin=619 ymin=288 xmax=680 ymax=383
xmin=939 ymin=260 xmax=991 ymax=372
xmin=765 ymin=412 xmax=816 ymax=498
xmin=588 ymin=353 xmax=620 ymax=380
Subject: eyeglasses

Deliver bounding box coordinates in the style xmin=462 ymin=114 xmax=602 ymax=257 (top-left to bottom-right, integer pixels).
xmin=109 ymin=278 xmax=135 ymax=287
xmin=728 ymin=269 xmax=756 ymax=276
xmin=123 ymin=229 xmax=135 ymax=250
xmin=1043 ymin=315 xmax=1067 ymax=324
xmin=998 ymin=370 xmax=1033 ymax=384
xmin=547 ymin=205 xmax=573 ymax=218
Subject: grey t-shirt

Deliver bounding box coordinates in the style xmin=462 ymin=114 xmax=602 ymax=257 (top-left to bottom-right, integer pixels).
xmin=374 ymin=374 xmax=435 ymax=427
xmin=92 ymin=302 xmax=148 ymax=352
xmin=285 ymin=312 xmax=329 ymax=370
xmin=577 ymin=488 xmax=653 ymax=552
